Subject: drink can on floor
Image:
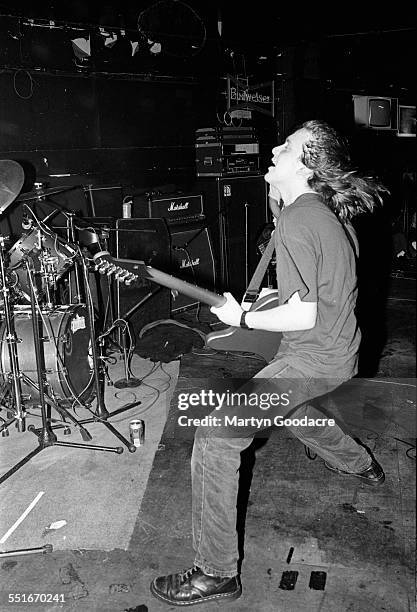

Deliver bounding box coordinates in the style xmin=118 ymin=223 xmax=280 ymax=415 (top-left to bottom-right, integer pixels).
xmin=122 ymin=202 xmax=132 ymax=218
xmin=129 ymin=419 xmax=145 ymax=447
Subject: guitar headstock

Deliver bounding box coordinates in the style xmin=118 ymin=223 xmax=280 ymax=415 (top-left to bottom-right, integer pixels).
xmin=93 ymin=251 xmax=139 ymax=286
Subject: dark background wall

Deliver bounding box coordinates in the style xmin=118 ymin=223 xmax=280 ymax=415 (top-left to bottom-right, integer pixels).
xmin=0 ymin=71 xmax=216 ymax=185
xmin=0 ymin=2 xmax=415 ymax=234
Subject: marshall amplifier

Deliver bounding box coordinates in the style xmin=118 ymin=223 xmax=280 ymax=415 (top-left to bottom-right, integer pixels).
xmin=195 ymin=126 xmax=260 ymax=177
xmin=132 ymin=193 xmax=204 ymax=225
xmin=169 ymin=221 xmax=216 ymax=313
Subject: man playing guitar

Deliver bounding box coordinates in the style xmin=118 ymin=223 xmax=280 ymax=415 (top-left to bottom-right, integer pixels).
xmin=151 ymin=120 xmax=388 ymax=607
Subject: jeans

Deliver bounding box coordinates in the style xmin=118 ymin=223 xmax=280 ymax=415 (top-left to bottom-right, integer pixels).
xmin=191 ymin=359 xmax=371 ymax=577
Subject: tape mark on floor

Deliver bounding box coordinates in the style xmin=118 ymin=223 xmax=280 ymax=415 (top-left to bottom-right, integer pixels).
xmin=0 ymin=491 xmax=45 ymax=545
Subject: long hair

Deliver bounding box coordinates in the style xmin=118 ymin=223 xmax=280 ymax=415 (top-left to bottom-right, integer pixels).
xmin=300 ymin=120 xmax=389 ymax=222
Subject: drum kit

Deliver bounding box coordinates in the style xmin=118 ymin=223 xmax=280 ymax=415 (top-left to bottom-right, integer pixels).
xmin=0 ymin=160 xmax=138 ymax=486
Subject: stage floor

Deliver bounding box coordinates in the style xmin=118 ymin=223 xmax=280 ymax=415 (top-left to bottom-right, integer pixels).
xmin=0 ymin=271 xmax=415 ymax=612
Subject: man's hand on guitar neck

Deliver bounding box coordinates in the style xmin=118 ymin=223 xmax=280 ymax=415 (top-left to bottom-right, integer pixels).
xmin=211 ymin=292 xmax=244 ymax=327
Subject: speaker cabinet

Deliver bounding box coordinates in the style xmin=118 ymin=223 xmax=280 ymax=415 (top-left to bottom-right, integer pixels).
xmin=115 ymin=218 xmax=171 ymax=336
xmin=196 ymin=176 xmax=268 ymax=298
xmin=169 ymin=222 xmax=216 ymax=313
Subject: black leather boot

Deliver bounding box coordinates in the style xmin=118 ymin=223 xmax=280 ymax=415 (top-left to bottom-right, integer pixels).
xmin=324 ymin=458 xmax=385 ymax=486
xmin=150 ymin=565 xmax=242 ymax=606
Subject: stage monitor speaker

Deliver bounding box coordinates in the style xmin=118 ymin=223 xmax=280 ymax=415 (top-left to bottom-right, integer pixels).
xmin=115 ymin=218 xmax=171 ymax=337
xmin=196 ymin=175 xmax=268 ymax=298
xmin=169 ymin=221 xmax=216 ymax=313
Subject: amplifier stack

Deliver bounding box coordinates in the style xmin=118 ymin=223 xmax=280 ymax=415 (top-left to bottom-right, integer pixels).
xmin=131 ymin=191 xmax=216 ymax=313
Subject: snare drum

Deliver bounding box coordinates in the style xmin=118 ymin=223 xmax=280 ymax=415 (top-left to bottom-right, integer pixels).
xmin=0 ymin=305 xmax=94 ymax=405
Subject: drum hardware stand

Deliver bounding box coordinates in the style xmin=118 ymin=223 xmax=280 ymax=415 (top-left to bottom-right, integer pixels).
xmin=94 ymin=226 xmax=116 ymax=332
xmin=0 ymin=235 xmax=26 ymax=434
xmin=63 ymin=218 xmax=116 ymax=338
xmin=72 ymin=254 xmax=138 ymax=448
xmin=0 ymin=256 xmax=126 ymax=486
xmin=65 ymin=212 xmax=83 ymax=304
xmin=0 ymin=544 xmax=53 ymax=558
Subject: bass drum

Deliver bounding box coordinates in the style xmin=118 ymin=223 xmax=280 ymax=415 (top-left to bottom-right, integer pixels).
xmin=0 ymin=305 xmax=94 ymax=406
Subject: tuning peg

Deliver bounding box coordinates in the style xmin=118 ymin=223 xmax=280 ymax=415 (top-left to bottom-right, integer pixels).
xmin=115 ymin=269 xmax=129 ymax=281
xmin=96 ymin=260 xmax=109 ymax=272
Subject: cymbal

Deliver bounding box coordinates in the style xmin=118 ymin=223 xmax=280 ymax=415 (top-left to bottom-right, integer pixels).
xmin=0 ymin=160 xmax=25 ymax=216
xmin=16 ymin=185 xmax=77 ymax=203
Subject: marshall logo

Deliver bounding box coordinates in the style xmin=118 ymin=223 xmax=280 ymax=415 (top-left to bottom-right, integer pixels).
xmin=168 ymin=201 xmax=189 ymax=212
xmin=180 ymin=257 xmax=200 ymax=269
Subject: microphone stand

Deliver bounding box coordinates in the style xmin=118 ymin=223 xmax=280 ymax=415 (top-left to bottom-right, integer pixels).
xmin=65 ymin=212 xmax=83 ymax=304
xmin=111 ymin=286 xmax=162 ymax=389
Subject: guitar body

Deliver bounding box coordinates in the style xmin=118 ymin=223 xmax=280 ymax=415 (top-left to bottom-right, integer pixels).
xmin=206 ymin=293 xmax=282 ymax=362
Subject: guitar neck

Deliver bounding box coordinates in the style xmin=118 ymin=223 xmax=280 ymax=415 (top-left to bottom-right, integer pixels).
xmin=93 ymin=252 xmax=226 ymax=308
xmin=143 ymin=263 xmax=226 ymax=308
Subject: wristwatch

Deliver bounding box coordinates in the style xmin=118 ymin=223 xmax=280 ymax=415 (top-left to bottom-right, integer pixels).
xmin=240 ymin=310 xmax=253 ymax=330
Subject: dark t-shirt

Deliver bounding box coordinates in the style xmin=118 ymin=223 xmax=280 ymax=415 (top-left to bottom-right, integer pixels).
xmin=274 ymin=193 xmax=361 ymax=378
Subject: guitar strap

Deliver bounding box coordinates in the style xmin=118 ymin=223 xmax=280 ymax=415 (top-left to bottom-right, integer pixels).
xmin=240 ymin=210 xmax=357 ymax=306
xmin=242 ymin=231 xmax=276 ymax=304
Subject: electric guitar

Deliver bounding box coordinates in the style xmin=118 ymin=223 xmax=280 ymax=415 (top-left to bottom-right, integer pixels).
xmin=92 ymin=251 xmax=281 ymax=362
xmin=205 ymin=292 xmax=281 ymax=362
